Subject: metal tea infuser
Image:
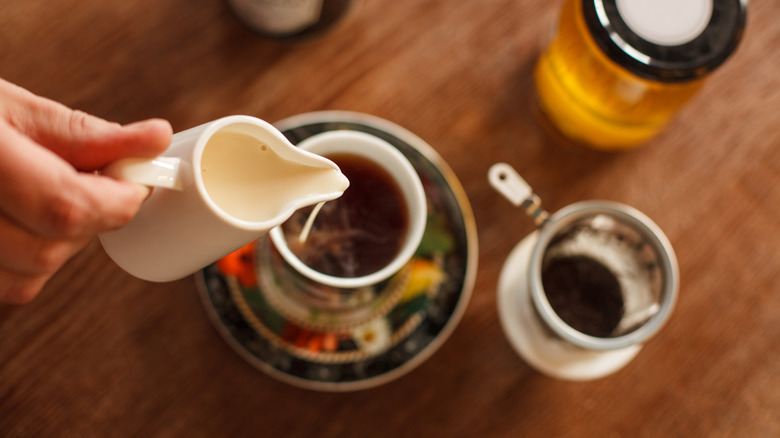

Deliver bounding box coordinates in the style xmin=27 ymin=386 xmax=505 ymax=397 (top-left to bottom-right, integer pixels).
xmin=489 ymin=163 xmax=678 ymax=380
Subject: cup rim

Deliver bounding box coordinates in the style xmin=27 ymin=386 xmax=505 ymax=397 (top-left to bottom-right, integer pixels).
xmin=528 ymin=201 xmax=679 ymax=350
xmin=269 ymin=130 xmax=427 ymax=289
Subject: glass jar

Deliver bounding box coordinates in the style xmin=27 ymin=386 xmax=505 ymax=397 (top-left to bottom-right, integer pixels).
xmin=535 ymin=0 xmax=747 ymax=150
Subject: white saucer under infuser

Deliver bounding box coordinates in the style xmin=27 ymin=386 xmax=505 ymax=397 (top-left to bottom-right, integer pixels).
xmin=497 ymin=232 xmax=642 ymax=381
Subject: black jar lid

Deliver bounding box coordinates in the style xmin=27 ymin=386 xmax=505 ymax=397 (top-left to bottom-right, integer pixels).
xmin=582 ymin=0 xmax=747 ymax=82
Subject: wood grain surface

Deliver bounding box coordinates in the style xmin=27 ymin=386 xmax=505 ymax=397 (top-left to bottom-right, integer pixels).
xmin=1 ymin=0 xmax=777 ymax=436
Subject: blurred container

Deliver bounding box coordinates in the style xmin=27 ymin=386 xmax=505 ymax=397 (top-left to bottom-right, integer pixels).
xmin=226 ymin=0 xmax=357 ymax=41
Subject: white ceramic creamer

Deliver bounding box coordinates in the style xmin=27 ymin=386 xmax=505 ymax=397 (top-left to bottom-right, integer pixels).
xmin=99 ymin=115 xmax=349 ymax=282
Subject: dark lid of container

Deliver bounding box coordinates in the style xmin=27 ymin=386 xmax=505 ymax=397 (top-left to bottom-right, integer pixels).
xmin=583 ymin=0 xmax=747 ymax=82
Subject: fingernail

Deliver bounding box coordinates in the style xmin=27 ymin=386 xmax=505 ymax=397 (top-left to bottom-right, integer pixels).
xmin=124 ymin=120 xmax=155 ymax=131
xmin=124 ymin=119 xmax=169 ymax=133
xmin=136 ymin=184 xmax=151 ymax=201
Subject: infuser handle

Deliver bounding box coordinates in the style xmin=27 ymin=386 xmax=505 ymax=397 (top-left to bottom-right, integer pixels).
xmin=488 ymin=163 xmax=549 ymax=226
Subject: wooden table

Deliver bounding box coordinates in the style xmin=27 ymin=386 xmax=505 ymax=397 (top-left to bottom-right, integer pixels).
xmin=1 ymin=1 xmax=778 ymax=436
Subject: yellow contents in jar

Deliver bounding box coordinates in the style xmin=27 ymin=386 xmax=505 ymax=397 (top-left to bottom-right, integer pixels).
xmin=535 ymin=0 xmax=704 ymax=150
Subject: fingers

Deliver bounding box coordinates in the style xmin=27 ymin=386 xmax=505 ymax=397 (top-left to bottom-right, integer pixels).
xmin=0 ymin=119 xmax=149 ymax=239
xmin=0 ymin=122 xmax=147 ymax=304
xmin=0 ymin=215 xmax=85 ymax=275
xmin=0 ymin=79 xmax=173 ymax=303
xmin=0 ymin=272 xmax=49 ymax=305
xmin=0 ymin=211 xmax=90 ymax=304
xmin=67 ymin=172 xmax=152 ymax=233
xmin=0 ymin=78 xmax=172 ymax=170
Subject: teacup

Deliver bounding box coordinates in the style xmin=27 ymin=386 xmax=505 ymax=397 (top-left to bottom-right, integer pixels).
xmin=265 ymin=130 xmax=427 ymax=314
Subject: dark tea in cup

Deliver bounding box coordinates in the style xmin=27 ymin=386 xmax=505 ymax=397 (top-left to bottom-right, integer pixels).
xmin=281 ymin=153 xmax=410 ymax=279
xmin=269 ymin=130 xmax=426 ymax=291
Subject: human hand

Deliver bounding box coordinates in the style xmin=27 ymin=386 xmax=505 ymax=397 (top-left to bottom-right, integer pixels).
xmin=0 ymin=79 xmax=172 ymax=304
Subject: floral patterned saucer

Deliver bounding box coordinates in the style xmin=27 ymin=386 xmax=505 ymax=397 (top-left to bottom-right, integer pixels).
xmin=197 ymin=111 xmax=477 ymax=391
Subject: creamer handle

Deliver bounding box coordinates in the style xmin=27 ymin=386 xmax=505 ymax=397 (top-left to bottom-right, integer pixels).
xmin=102 ymin=157 xmax=182 ymax=190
